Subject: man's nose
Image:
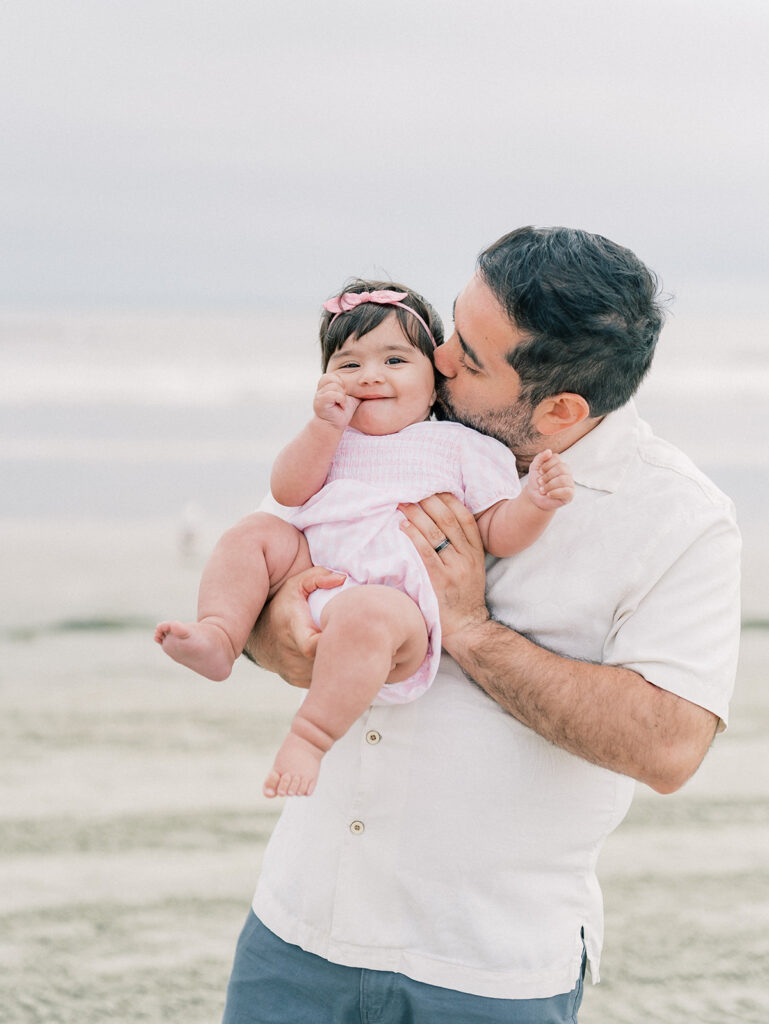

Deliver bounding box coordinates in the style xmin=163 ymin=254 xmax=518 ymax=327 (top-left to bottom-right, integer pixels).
xmin=434 ymin=338 xmax=457 ymax=378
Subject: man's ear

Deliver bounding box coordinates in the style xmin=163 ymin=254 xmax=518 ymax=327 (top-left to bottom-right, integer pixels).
xmin=532 ymin=393 xmax=591 ymax=436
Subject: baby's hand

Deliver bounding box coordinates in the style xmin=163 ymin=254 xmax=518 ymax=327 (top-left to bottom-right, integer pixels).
xmin=525 ymin=449 xmax=575 ymax=511
xmin=313 ymin=373 xmax=360 ymax=430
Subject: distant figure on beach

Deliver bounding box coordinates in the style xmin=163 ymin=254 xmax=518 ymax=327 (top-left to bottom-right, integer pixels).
xmin=219 ymin=227 xmax=741 ymax=1024
xmin=177 ymin=501 xmax=204 ymax=559
xmin=155 ymin=281 xmax=574 ymax=799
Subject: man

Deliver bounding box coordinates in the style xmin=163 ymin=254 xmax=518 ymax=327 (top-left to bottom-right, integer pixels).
xmin=222 ymin=227 xmax=741 ymax=1023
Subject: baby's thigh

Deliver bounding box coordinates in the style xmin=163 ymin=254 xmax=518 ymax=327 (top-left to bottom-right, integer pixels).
xmin=320 ymin=584 xmax=428 ymax=683
xmin=244 ymin=512 xmax=312 ymax=595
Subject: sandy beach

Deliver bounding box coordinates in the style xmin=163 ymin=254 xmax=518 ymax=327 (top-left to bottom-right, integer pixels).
xmin=1 ymin=518 xmax=767 ymax=1023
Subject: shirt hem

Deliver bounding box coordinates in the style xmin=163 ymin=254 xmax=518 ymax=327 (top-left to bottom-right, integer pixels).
xmin=253 ymin=889 xmax=589 ymax=1000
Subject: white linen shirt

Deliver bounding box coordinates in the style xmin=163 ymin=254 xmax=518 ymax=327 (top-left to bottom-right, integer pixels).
xmin=253 ymin=401 xmax=741 ymax=999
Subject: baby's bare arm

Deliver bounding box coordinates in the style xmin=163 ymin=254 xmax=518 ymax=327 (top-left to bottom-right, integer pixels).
xmin=476 ymin=450 xmax=574 ymax=557
xmin=271 ymin=374 xmax=359 ymax=506
xmin=271 ymin=418 xmax=345 ymax=506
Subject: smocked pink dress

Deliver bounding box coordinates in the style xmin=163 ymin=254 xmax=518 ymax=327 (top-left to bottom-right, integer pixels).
xmin=287 ymin=420 xmax=521 ymax=705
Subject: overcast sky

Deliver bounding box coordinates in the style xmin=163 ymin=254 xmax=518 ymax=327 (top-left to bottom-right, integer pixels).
xmin=1 ymin=0 xmax=767 ymax=313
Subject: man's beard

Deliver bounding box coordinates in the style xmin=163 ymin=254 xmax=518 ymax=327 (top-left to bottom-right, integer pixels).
xmin=434 ymin=377 xmax=540 ymax=457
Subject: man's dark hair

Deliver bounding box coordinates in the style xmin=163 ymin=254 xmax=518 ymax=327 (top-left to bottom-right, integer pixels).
xmin=477 ymin=226 xmax=665 ymax=416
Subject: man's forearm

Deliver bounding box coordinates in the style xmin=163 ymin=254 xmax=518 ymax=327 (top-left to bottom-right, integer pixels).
xmin=444 ymin=618 xmax=718 ymax=794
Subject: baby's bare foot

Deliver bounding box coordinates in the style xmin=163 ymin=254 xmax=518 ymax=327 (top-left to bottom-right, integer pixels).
xmin=154 ymin=620 xmax=236 ymax=681
xmin=263 ymin=732 xmax=325 ymax=798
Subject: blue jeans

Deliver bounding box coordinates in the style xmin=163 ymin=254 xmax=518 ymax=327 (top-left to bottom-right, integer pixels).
xmin=222 ymin=912 xmax=585 ymax=1024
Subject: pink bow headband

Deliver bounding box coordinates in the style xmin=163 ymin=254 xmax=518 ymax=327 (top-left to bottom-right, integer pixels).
xmin=323 ymin=289 xmax=436 ymax=349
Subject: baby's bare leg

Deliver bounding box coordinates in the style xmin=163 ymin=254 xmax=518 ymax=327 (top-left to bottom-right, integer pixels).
xmin=264 ymin=585 xmax=428 ymax=797
xmin=155 ymin=512 xmax=312 ymax=681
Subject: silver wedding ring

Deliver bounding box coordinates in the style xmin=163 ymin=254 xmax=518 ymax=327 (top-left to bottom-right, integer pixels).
xmin=434 ymin=538 xmax=451 ymax=554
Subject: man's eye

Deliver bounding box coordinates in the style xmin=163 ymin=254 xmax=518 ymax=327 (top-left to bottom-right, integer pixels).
xmin=459 ymin=354 xmax=479 ymax=375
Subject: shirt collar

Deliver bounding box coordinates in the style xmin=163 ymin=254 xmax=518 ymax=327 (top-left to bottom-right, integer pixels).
xmin=560 ymin=399 xmax=640 ymax=494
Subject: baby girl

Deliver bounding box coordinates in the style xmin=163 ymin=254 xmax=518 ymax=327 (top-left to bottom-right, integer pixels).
xmin=155 ymin=280 xmax=573 ymax=798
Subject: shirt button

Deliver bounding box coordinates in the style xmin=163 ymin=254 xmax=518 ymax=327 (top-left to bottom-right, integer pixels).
xmin=349 ymin=820 xmax=365 ymax=835
xmin=366 ymin=730 xmax=382 ymax=745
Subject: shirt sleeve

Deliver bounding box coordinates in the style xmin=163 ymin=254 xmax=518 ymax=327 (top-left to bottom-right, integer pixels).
xmin=602 ymin=505 xmax=741 ymax=726
xmin=457 ymin=428 xmax=522 ymax=514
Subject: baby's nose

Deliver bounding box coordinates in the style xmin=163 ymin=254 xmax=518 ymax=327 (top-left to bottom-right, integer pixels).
xmin=358 ymin=363 xmax=385 ymax=383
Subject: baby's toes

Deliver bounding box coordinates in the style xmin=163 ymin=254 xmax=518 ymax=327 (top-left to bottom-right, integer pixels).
xmin=263 ymin=770 xmax=280 ymax=799
xmin=286 ymin=775 xmax=303 ymax=796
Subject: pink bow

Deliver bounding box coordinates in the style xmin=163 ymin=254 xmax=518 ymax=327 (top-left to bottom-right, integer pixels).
xmin=323 ymin=290 xmax=409 ymax=315
xmin=322 ymin=289 xmax=436 ymax=348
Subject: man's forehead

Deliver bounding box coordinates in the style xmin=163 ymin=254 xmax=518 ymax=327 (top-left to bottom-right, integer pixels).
xmin=453 ymin=274 xmax=524 ymax=362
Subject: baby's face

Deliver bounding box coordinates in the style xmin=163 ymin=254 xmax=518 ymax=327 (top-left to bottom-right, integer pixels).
xmin=326 ymin=315 xmax=436 ymax=436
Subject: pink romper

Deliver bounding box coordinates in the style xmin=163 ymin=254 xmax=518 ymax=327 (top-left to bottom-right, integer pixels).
xmin=287 ymin=420 xmax=521 ymax=705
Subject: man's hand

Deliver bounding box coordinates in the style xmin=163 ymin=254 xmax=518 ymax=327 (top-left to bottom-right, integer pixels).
xmin=399 ymin=496 xmax=721 ymax=795
xmin=398 ymin=492 xmax=490 ymax=648
xmin=244 ymin=566 xmax=346 ymax=687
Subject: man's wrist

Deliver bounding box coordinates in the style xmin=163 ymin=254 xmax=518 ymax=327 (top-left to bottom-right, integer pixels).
xmin=242 ymin=620 xmax=272 ymax=671
xmin=441 ymin=612 xmax=497 ymax=666
xmin=240 ymin=643 xmax=261 ymax=668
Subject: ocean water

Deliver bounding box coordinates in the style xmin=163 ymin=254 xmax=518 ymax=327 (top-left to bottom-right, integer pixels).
xmin=0 ymin=311 xmax=319 ymax=523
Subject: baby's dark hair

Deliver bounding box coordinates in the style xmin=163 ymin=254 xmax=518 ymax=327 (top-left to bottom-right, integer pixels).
xmin=319 ymin=279 xmax=443 ymax=370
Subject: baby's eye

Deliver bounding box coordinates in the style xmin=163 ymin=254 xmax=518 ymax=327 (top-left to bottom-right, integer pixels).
xmin=385 ymin=356 xmax=406 ymax=365
xmin=337 ymin=361 xmax=360 ymax=370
